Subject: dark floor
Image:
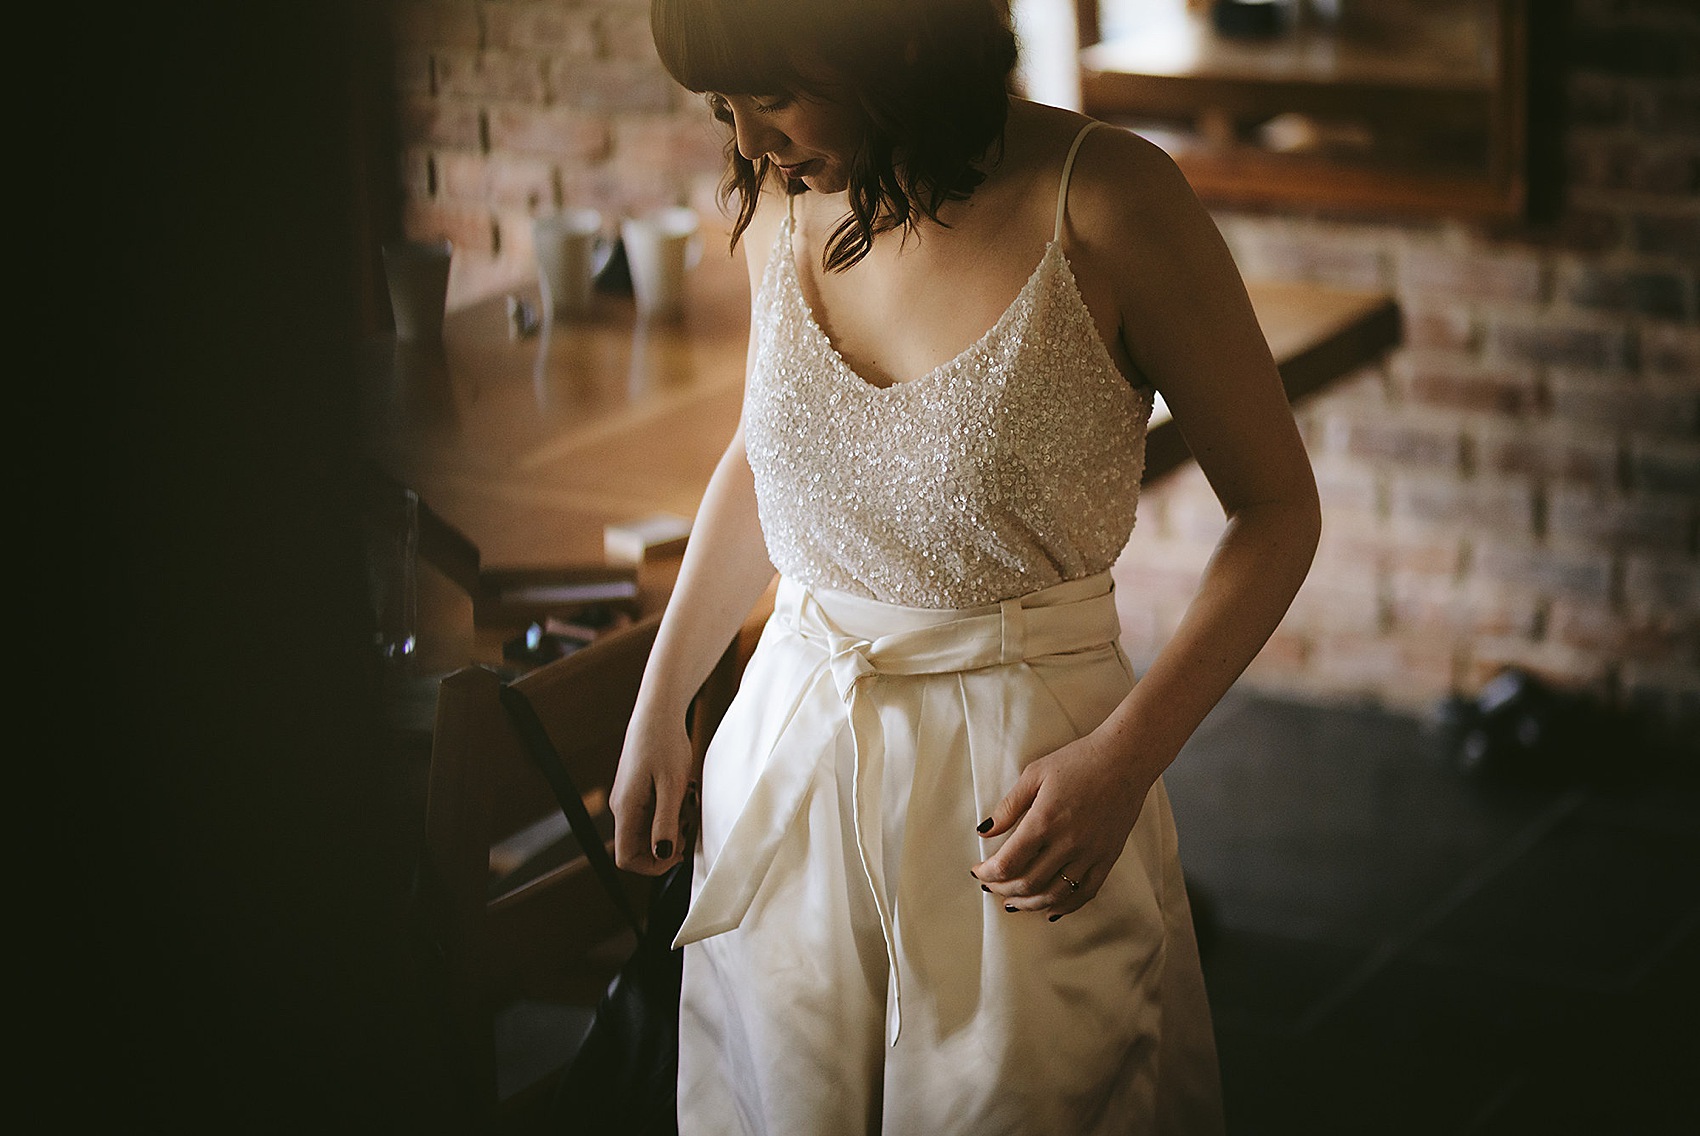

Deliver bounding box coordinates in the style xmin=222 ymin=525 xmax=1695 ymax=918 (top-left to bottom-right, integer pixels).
xmin=1165 ymin=692 xmax=1700 ymax=1136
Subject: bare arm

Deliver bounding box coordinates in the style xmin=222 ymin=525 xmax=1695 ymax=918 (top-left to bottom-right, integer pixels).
xmin=611 ymin=210 xmax=782 ymax=875
xmin=975 ymin=128 xmax=1321 ymax=914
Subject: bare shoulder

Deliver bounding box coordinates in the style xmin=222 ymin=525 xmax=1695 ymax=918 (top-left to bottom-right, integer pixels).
xmin=735 ymin=181 xmax=790 ymax=289
xmin=1064 ymin=123 xmax=1212 ymax=259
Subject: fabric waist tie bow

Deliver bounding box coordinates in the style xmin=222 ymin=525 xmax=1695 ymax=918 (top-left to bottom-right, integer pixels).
xmin=672 ymin=572 xmax=1123 ymax=1045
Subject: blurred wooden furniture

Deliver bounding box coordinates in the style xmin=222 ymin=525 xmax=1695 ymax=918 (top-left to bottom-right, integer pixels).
xmin=423 ymin=612 xmax=740 ymax=1131
xmin=1074 ymin=0 xmax=1535 ymax=217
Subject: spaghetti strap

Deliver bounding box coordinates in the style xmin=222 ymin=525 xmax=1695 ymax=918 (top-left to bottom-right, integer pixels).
xmin=1054 ymin=120 xmax=1105 ymax=243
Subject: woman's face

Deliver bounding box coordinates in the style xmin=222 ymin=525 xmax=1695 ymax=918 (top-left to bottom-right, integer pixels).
xmin=713 ymin=90 xmax=863 ymax=195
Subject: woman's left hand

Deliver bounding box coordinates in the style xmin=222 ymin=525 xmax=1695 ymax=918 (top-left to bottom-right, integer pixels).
xmin=970 ymin=729 xmax=1154 ymax=919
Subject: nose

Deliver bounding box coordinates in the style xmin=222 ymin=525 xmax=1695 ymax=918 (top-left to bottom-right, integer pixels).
xmin=731 ymin=109 xmax=786 ymax=164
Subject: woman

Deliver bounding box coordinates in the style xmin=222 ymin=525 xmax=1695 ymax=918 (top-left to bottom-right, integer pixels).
xmin=611 ymin=1 xmax=1320 ymax=1132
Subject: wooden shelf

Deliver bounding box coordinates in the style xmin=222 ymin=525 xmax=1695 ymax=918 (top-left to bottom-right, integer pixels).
xmin=1077 ymin=0 xmax=1528 ymax=219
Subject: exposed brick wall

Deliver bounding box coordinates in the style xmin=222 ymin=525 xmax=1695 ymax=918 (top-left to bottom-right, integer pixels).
xmin=1117 ymin=0 xmax=1699 ymax=738
xmin=390 ymin=0 xmax=725 ymax=308
xmin=387 ymin=1 xmax=1697 ymax=738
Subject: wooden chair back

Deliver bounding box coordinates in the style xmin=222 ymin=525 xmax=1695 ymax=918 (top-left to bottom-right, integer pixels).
xmin=423 ymin=613 xmax=738 ymax=1130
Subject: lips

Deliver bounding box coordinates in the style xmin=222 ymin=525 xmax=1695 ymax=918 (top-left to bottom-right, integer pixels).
xmin=775 ymin=159 xmax=816 ymax=178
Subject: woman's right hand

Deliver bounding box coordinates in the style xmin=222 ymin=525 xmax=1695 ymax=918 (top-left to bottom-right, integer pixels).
xmin=611 ymin=703 xmax=700 ymax=875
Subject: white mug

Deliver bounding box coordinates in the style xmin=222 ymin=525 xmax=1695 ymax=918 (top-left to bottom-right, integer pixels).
xmin=621 ymin=206 xmax=702 ymax=321
xmin=534 ymin=208 xmax=609 ymax=321
xmin=382 ymin=238 xmax=453 ymax=343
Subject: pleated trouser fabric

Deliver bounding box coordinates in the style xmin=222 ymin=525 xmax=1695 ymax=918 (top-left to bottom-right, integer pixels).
xmin=675 ymin=573 xmax=1223 ymax=1136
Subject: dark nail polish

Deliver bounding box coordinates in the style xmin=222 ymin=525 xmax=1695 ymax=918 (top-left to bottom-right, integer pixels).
xmin=976 ymin=818 xmax=994 ymax=834
xmin=1048 ymin=914 xmax=1063 ymax=923
xmin=981 ymin=885 xmax=990 ymax=893
xmin=1004 ymin=904 xmax=1018 ymax=913
xmin=654 ymin=839 xmax=673 ymax=859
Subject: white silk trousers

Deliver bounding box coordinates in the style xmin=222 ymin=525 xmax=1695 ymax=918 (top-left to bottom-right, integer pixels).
xmin=675 ymin=573 xmax=1223 ymax=1136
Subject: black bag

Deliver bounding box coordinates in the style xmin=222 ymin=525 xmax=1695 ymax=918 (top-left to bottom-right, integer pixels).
xmin=500 ymin=683 xmax=688 ymax=1136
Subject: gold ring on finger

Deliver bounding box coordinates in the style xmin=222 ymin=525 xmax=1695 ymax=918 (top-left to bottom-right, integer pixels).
xmin=1059 ymin=873 xmax=1080 ymax=893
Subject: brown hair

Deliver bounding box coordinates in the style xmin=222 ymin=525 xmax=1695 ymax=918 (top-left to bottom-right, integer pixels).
xmin=650 ymin=0 xmax=1019 ymax=272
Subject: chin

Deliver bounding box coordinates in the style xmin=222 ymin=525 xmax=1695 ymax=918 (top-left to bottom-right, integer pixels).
xmin=802 ymin=171 xmax=848 ymax=194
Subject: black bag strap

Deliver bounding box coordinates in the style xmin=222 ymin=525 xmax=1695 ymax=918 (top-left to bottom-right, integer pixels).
xmin=498 ymin=682 xmax=644 ymax=939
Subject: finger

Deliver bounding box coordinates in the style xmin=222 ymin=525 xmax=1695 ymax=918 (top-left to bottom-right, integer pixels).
xmin=1044 ymin=864 xmax=1104 ymax=921
xmin=649 ymin=774 xmax=687 ymax=865
xmin=679 ymin=779 xmax=701 ymax=847
xmin=975 ymin=765 xmax=1041 ymax=839
xmin=974 ymin=807 xmax=1052 ymax=888
xmin=612 ymin=783 xmax=658 ymax=872
xmin=996 ymin=849 xmax=1077 ymax=910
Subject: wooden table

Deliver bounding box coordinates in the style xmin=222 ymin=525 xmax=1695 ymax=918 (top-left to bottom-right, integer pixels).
xmin=363 ymin=226 xmax=1398 ymax=679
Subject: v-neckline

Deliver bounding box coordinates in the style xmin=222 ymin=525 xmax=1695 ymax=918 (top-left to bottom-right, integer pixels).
xmin=781 ymin=213 xmax=1060 ymax=393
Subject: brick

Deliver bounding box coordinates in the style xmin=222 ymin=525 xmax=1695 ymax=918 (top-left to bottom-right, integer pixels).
xmin=1571 ymin=0 xmax=1700 ymax=30
xmin=1642 ymin=323 xmax=1700 ymax=378
xmin=1244 ymin=629 xmax=1314 ymax=678
xmin=1628 ymin=438 xmax=1700 ymax=494
xmin=486 ymin=104 xmax=609 ymax=160
xmin=1551 ymin=600 xmax=1699 ymax=666
xmin=434 ymin=49 xmax=547 ymax=102
xmin=397 ymin=94 xmax=484 ymax=149
xmin=1393 ymin=356 xmax=1538 ymax=415
xmin=1547 ymin=485 xmax=1694 ymax=552
xmin=483 ymin=1 xmax=597 ymax=54
xmin=1396 ymin=246 xmax=1546 ymax=303
xmin=1465 ymin=637 xmax=1615 ymax=697
xmin=1569 ymin=25 xmax=1700 ymax=78
xmin=1310 ymin=457 xmax=1379 ymax=516
xmin=399 ymin=145 xmax=435 ymax=197
xmin=1566 ymin=72 xmax=1629 ymax=128
xmin=1623 ymin=551 xmax=1700 ymax=615
xmin=1475 ymin=425 xmax=1619 ymax=490
xmin=1565 ymin=134 xmax=1639 ymax=190
xmin=1210 ymin=223 xmax=1387 ymax=290
xmin=1632 ymin=211 xmax=1700 ymax=260
xmin=1388 ymin=475 xmax=1535 ymax=533
xmin=548 ymin=56 xmax=676 ymax=112
xmin=433 ymin=150 xmax=485 ymax=201
xmin=1396 ymin=306 xmax=1477 ymax=352
xmin=432 ymin=150 xmax=559 ymax=212
xmin=1305 ymin=520 xmax=1468 ymax=581
xmin=612 ymin=115 xmax=728 ymax=175
xmin=1564 ymin=265 xmax=1695 ymax=321
xmin=1162 ymin=484 xmax=1231 ymax=545
xmin=403 ymin=197 xmax=496 ymax=257
xmin=392 ymin=1 xmax=482 ymax=48
xmin=1630 ymin=143 xmax=1700 ymax=194
xmin=558 ymin=164 xmax=632 ymax=222
xmin=1285 ymin=573 xmax=1384 ymax=635
xmin=1551 ymin=208 xmax=1629 ymax=255
xmin=599 ymin=8 xmax=663 ymax=61
xmin=1633 ymin=81 xmax=1700 ymax=135
xmin=1548 ymin=371 xmax=1700 ymax=436
xmin=1487 ymin=318 xmax=1636 ymax=372
xmin=1566 ymin=136 xmax=1700 ymax=195
xmin=1334 ymin=416 xmax=1463 ymax=471
xmin=1620 ymin=662 xmax=1700 ymax=745
xmin=1547 ymin=598 xmax=1631 ymax=655
xmin=1388 ymin=574 xmax=1540 ymax=640
xmin=1311 ymin=632 xmax=1456 ymax=700
xmin=1376 ymin=527 xmax=1466 ymax=577
xmin=395 ymin=46 xmax=433 ymax=95
xmin=1470 ymin=537 xmax=1616 ymax=601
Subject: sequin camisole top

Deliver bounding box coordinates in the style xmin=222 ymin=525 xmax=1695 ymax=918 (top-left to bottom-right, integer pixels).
xmin=742 ymin=120 xmax=1152 ymax=610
